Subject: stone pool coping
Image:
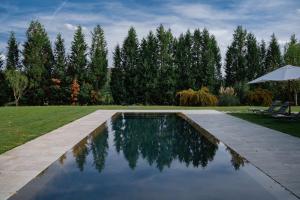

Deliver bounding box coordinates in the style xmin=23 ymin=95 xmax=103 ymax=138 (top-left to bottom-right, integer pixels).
xmin=1 ymin=110 xmax=300 ymax=199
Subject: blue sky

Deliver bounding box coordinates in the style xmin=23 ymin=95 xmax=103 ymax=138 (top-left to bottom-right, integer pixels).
xmin=0 ymin=0 xmax=300 ymax=66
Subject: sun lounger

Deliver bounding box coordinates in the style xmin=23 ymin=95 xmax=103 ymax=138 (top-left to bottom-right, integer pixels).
xmin=249 ymin=100 xmax=281 ymax=114
xmin=272 ymin=111 xmax=300 ymax=120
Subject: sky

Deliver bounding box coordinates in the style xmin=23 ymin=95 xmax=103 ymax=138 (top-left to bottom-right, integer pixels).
xmin=0 ymin=0 xmax=300 ymax=67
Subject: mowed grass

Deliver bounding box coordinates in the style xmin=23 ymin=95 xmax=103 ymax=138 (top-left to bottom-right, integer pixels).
xmin=0 ymin=105 xmax=299 ymax=154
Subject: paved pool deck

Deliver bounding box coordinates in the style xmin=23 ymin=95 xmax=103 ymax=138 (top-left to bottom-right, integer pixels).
xmin=0 ymin=110 xmax=300 ymax=199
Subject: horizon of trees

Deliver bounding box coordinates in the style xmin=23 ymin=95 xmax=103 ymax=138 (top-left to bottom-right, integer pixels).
xmin=0 ymin=20 xmax=299 ymax=106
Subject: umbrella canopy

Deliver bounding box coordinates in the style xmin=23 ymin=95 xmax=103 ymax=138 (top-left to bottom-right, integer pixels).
xmin=248 ymin=65 xmax=300 ymax=84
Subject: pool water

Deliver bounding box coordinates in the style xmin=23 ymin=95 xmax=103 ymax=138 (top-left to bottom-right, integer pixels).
xmin=9 ymin=113 xmax=297 ymax=200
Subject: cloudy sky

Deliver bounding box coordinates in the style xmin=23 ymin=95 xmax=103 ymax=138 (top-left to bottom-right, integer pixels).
xmin=0 ymin=0 xmax=300 ymax=67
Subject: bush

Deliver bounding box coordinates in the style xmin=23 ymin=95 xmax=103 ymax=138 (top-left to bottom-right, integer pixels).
xmin=176 ymin=87 xmax=218 ymax=106
xmin=234 ymin=82 xmax=250 ymax=104
xmin=247 ymin=88 xmax=273 ymax=106
xmin=78 ymin=82 xmax=93 ymax=105
xmin=219 ymin=95 xmax=240 ymax=106
xmin=218 ymin=86 xmax=240 ymax=106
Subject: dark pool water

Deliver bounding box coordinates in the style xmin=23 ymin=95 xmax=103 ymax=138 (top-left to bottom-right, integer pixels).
xmin=9 ymin=113 xmax=297 ymax=200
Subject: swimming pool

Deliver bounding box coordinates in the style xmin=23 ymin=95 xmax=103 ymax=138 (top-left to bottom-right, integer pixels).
xmin=9 ymin=113 xmax=297 ymax=200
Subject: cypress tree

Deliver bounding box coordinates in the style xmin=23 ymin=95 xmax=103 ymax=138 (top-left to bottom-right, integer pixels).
xmin=68 ymin=26 xmax=88 ymax=84
xmin=50 ymin=33 xmax=67 ymax=104
xmin=110 ymin=45 xmax=125 ymax=104
xmin=156 ymin=24 xmax=176 ymax=104
xmin=121 ymin=27 xmax=139 ymax=104
xmin=259 ymin=40 xmax=267 ymax=76
xmin=191 ymin=29 xmax=202 ymax=89
xmin=245 ymin=33 xmax=260 ymax=80
xmin=23 ymin=20 xmax=54 ymax=105
xmin=89 ymin=25 xmax=108 ymax=92
xmin=265 ymin=34 xmax=282 ymax=72
xmin=284 ymin=34 xmax=300 ymax=65
xmin=210 ymin=35 xmax=222 ymax=91
xmin=225 ymin=46 xmax=234 ymax=86
xmin=200 ymin=29 xmax=215 ymax=88
xmin=175 ymin=30 xmax=193 ymax=90
xmin=225 ymin=26 xmax=247 ymax=86
xmin=53 ymin=33 xmax=66 ymax=80
xmin=138 ymin=31 xmax=159 ymax=104
xmin=6 ymin=32 xmax=20 ymax=70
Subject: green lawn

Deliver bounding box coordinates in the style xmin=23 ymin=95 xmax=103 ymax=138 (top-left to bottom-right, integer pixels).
xmin=0 ymin=105 xmax=299 ymax=154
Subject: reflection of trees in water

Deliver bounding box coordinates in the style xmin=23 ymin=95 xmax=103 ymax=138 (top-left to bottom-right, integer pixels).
xmin=71 ymin=114 xmax=245 ymax=172
xmin=90 ymin=131 xmax=109 ymax=173
xmin=113 ymin=114 xmax=218 ymax=171
xmin=226 ymin=147 xmax=246 ymax=170
xmin=72 ymin=139 xmax=89 ymax=171
xmin=72 ymin=131 xmax=109 ymax=172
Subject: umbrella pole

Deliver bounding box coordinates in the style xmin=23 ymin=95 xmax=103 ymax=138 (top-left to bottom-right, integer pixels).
xmin=288 ymin=80 xmax=291 ymax=115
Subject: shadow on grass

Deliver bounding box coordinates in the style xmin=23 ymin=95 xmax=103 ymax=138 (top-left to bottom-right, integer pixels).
xmin=230 ymin=113 xmax=300 ymax=138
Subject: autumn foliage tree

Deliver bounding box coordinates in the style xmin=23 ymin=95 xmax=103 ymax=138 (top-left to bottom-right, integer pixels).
xmin=71 ymin=79 xmax=80 ymax=105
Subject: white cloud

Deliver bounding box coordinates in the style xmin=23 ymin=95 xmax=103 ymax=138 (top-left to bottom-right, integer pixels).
xmin=170 ymin=3 xmax=238 ymax=20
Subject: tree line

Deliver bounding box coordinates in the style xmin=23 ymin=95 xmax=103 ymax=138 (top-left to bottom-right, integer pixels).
xmin=0 ymin=21 xmax=299 ymax=106
xmin=0 ymin=21 xmax=108 ymax=106
xmin=111 ymin=25 xmax=221 ymax=105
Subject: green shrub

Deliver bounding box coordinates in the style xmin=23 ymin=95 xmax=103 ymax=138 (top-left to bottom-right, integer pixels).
xmin=176 ymin=87 xmax=218 ymax=106
xmin=218 ymin=86 xmax=240 ymax=106
xmin=247 ymin=88 xmax=273 ymax=106
xmin=234 ymin=82 xmax=250 ymax=103
xmin=219 ymin=95 xmax=240 ymax=106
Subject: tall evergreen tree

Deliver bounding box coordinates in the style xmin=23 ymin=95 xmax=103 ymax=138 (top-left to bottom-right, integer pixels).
xmin=174 ymin=30 xmax=193 ymax=90
xmin=23 ymin=20 xmax=54 ymax=105
xmin=89 ymin=25 xmax=108 ymax=92
xmin=121 ymin=27 xmax=139 ymax=104
xmin=210 ymin=35 xmax=222 ymax=90
xmin=284 ymin=34 xmax=300 ymax=65
xmin=50 ymin=33 xmax=67 ymax=104
xmin=53 ymin=33 xmax=66 ymax=80
xmin=259 ymin=40 xmax=267 ymax=76
xmin=265 ymin=33 xmax=282 ymax=72
xmin=156 ymin=24 xmax=176 ymax=104
xmin=138 ymin=31 xmax=159 ymax=104
xmin=225 ymin=26 xmax=247 ymax=86
xmin=6 ymin=32 xmax=20 ymax=70
xmin=68 ymin=26 xmax=88 ymax=84
xmin=245 ymin=33 xmax=260 ymax=80
xmin=191 ymin=29 xmax=202 ymax=89
xmin=199 ymin=29 xmax=216 ymax=88
xmin=110 ymin=45 xmax=125 ymax=104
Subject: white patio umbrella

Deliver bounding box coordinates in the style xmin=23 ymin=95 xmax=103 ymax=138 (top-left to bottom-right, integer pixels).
xmin=248 ymin=65 xmax=300 ymax=114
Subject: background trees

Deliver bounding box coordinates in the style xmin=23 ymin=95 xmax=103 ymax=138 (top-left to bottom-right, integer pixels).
xmin=1 ymin=21 xmax=299 ymax=106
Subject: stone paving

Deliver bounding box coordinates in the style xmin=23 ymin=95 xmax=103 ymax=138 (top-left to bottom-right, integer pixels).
xmin=0 ymin=110 xmax=300 ymax=199
xmin=185 ymin=111 xmax=300 ymax=198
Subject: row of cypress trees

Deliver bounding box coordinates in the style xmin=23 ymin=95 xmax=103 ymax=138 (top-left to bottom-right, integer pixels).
xmin=0 ymin=22 xmax=299 ymax=105
xmin=110 ymin=25 xmax=222 ymax=105
xmin=225 ymin=26 xmax=283 ymax=86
